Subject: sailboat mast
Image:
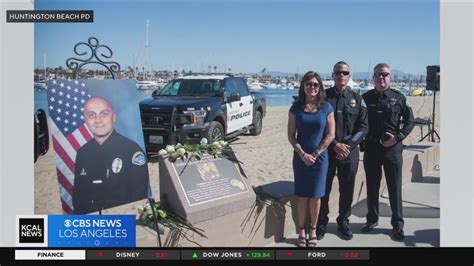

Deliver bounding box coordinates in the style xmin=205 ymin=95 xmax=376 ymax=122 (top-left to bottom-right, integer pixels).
xmin=145 ymin=19 xmax=149 ymax=80
xmin=132 ymin=54 xmax=136 ymax=79
xmin=367 ymin=61 xmax=371 ymax=84
xmin=43 ymin=53 xmax=47 ymax=79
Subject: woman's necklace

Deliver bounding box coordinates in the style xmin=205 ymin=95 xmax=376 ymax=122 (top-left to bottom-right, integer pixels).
xmin=304 ymin=103 xmax=317 ymax=112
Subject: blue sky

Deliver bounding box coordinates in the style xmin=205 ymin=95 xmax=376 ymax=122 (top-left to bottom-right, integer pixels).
xmin=35 ymin=0 xmax=440 ymax=75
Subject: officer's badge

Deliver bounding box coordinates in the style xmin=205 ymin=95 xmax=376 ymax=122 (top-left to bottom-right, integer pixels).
xmin=112 ymin=158 xmax=123 ymax=173
xmin=389 ymin=98 xmax=397 ymax=106
xmin=132 ymin=151 xmax=146 ymax=166
xmin=349 ymin=99 xmax=356 ymax=108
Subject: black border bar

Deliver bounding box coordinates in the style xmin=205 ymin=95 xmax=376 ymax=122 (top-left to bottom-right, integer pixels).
xmin=6 ymin=10 xmax=93 ymax=23
xmin=0 ymin=247 xmax=473 ymax=265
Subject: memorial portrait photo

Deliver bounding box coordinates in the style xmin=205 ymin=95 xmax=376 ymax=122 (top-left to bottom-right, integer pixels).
xmin=196 ymin=162 xmax=220 ymax=182
xmin=45 ymin=79 xmax=151 ymax=214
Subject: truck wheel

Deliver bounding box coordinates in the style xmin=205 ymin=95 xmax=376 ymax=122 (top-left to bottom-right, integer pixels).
xmin=250 ymin=111 xmax=262 ymax=136
xmin=208 ymin=121 xmax=224 ymax=143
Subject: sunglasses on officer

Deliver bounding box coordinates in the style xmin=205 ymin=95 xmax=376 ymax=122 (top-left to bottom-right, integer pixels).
xmin=305 ymin=82 xmax=320 ymax=88
xmin=374 ymin=72 xmax=391 ymax=78
xmin=333 ymin=70 xmax=350 ymax=76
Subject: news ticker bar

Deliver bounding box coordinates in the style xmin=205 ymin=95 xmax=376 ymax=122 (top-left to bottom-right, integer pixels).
xmin=6 ymin=10 xmax=93 ymax=23
xmin=15 ymin=249 xmax=370 ymax=261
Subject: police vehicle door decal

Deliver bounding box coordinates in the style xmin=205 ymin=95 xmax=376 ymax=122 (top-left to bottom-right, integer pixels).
xmin=234 ymin=78 xmax=254 ymax=130
xmin=224 ymin=79 xmax=242 ymax=133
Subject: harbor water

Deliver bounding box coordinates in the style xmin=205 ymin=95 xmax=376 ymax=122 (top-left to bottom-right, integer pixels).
xmin=34 ymin=88 xmax=299 ymax=114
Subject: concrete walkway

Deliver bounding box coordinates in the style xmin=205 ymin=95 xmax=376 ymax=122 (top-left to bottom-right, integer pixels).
xmin=268 ymin=170 xmax=440 ymax=247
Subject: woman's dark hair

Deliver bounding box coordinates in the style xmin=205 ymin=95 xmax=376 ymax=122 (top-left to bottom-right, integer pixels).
xmin=295 ymin=71 xmax=326 ymax=109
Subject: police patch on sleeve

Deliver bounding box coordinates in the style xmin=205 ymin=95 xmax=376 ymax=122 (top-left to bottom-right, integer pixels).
xmin=132 ymin=151 xmax=146 ymax=166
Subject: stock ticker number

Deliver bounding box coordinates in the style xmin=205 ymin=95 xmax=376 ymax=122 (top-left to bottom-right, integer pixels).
xmin=340 ymin=251 xmax=360 ymax=259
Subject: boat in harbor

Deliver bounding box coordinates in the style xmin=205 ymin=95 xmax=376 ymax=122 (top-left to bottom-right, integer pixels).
xmin=248 ymin=81 xmax=264 ymax=90
xmin=34 ymin=80 xmax=47 ymax=90
xmin=34 ymin=54 xmax=48 ymax=91
xmin=263 ymin=83 xmax=278 ymax=89
xmin=136 ymin=80 xmax=161 ymax=90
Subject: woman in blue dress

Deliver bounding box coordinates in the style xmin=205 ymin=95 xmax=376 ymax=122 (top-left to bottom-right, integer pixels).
xmin=288 ymin=71 xmax=335 ymax=247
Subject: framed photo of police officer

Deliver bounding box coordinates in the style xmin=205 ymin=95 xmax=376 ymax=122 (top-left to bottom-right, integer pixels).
xmin=45 ymin=79 xmax=151 ymax=214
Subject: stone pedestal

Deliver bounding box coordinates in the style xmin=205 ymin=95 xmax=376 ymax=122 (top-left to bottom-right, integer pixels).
xmin=158 ymin=149 xmax=256 ymax=224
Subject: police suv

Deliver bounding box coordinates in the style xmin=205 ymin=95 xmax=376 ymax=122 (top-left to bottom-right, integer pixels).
xmin=139 ymin=73 xmax=266 ymax=154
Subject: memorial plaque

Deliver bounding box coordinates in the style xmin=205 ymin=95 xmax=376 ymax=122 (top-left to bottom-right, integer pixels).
xmin=174 ymin=155 xmax=249 ymax=206
xmin=159 ymin=149 xmax=256 ymax=224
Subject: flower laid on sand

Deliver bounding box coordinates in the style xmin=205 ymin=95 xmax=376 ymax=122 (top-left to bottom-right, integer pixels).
xmin=156 ymin=138 xmax=229 ymax=161
xmin=137 ymin=201 xmax=206 ymax=246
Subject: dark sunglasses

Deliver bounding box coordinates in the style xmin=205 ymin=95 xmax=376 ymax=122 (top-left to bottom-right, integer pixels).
xmin=374 ymin=72 xmax=391 ymax=78
xmin=305 ymin=82 xmax=320 ymax=88
xmin=333 ymin=70 xmax=350 ymax=76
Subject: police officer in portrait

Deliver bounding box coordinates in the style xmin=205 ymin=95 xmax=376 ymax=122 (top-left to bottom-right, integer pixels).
xmin=361 ymin=63 xmax=415 ymax=240
xmin=73 ymin=96 xmax=150 ymax=214
xmin=316 ymin=61 xmax=368 ymax=241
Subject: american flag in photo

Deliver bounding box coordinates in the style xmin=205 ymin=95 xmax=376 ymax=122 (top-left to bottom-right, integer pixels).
xmin=46 ymin=79 xmax=93 ymax=214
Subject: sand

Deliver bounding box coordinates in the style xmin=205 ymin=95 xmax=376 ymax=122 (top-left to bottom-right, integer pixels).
xmin=34 ymin=96 xmax=440 ymax=214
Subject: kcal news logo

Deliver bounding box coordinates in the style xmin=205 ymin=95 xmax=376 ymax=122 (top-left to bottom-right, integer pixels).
xmin=16 ymin=215 xmax=48 ymax=247
xmin=48 ymin=215 xmax=136 ymax=247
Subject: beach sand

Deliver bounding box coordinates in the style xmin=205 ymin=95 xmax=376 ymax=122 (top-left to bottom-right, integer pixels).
xmin=34 ymin=96 xmax=440 ymax=214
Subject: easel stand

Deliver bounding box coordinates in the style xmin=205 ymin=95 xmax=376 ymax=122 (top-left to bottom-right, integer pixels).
xmin=420 ymin=90 xmax=440 ymax=142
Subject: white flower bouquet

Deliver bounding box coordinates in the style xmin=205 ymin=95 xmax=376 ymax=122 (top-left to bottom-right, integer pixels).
xmin=157 ymin=138 xmax=230 ymax=161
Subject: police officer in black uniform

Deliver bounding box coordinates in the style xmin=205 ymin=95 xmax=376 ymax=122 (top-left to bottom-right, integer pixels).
xmin=73 ymin=96 xmax=149 ymax=214
xmin=316 ymin=61 xmax=368 ymax=240
xmin=361 ymin=63 xmax=415 ymax=240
